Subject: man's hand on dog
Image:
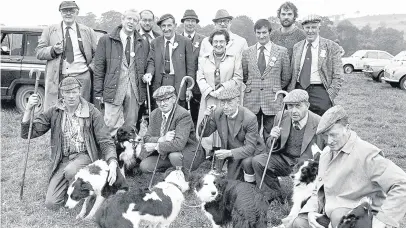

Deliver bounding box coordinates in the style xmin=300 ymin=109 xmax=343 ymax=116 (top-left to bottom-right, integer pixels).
xmin=215 ymin=149 xmax=232 ymax=159
xmin=308 ymin=212 xmax=325 ymax=228
xmin=107 ymin=160 xmax=118 ymax=186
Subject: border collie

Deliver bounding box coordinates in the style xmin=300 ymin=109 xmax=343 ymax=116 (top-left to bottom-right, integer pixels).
xmin=338 ymin=197 xmax=373 ymax=228
xmin=65 ymin=160 xmax=128 ymax=220
xmin=95 ymin=167 xmax=189 ymax=228
xmin=115 ymin=125 xmax=144 ymax=177
xmin=189 ymin=173 xmax=269 ymax=228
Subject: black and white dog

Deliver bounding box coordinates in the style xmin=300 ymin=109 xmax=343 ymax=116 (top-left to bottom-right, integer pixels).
xmin=189 ymin=173 xmax=269 ymax=228
xmin=65 ymin=160 xmax=128 ymax=220
xmin=95 ymin=167 xmax=189 ymax=228
xmin=337 ymin=197 xmax=373 ymax=228
xmin=115 ymin=125 xmax=144 ymax=177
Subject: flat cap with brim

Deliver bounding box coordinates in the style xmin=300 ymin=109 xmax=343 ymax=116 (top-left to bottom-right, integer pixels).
xmin=157 ymin=14 xmax=175 ymax=26
xmin=301 ymin=14 xmax=321 ymax=25
xmin=316 ymin=105 xmax=348 ymax=135
xmin=59 ymin=1 xmax=79 ymax=10
xmin=212 ymin=9 xmax=233 ymax=22
xmin=153 ymin=86 xmax=176 ymax=100
xmin=283 ymin=89 xmax=309 ymax=104
xmin=217 ymin=87 xmax=240 ymax=100
xmin=59 ymin=76 xmax=82 ymax=91
xmin=181 ymin=9 xmax=200 ymax=23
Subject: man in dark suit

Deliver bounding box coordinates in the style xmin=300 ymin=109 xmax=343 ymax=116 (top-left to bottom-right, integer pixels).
xmin=140 ymin=86 xmax=205 ymax=172
xmin=251 ymin=89 xmax=324 ymax=200
xmin=180 ymin=9 xmax=206 ymax=126
xmin=143 ymin=14 xmax=194 ymax=109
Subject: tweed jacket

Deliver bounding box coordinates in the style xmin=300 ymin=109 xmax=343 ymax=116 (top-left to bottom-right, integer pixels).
xmin=266 ymin=110 xmax=324 ymax=165
xmin=300 ymin=131 xmax=406 ymax=227
xmin=20 ymin=98 xmax=116 ymax=182
xmin=288 ymin=37 xmax=344 ymax=103
xmin=199 ymin=32 xmax=248 ymax=58
xmin=199 ymin=106 xmax=266 ymax=180
xmin=93 ymin=25 xmax=150 ymax=104
xmin=242 ymin=42 xmax=291 ymax=116
xmin=36 ymin=22 xmax=97 ymax=110
xmin=144 ymin=104 xmax=205 ymax=171
xmin=146 ymin=34 xmax=195 ymax=100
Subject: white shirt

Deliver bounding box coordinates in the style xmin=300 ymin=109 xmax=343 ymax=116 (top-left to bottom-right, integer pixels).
xmin=139 ymin=29 xmax=156 ymax=40
xmin=256 ymin=41 xmax=272 ymax=66
xmin=292 ymin=112 xmax=309 ymax=130
xmin=183 ymin=31 xmax=195 ymax=40
xmin=62 ymin=22 xmax=87 ymax=75
xmin=164 ymin=35 xmax=176 ymax=74
xmin=299 ymin=36 xmax=322 ymax=84
xmin=119 ymin=29 xmax=134 ymax=58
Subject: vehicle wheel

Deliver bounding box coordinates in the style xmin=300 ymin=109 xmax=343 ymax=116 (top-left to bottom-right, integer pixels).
xmin=15 ymin=85 xmax=45 ymax=114
xmin=400 ymin=76 xmax=406 ymax=90
xmin=377 ymin=71 xmax=384 ymax=82
xmin=343 ymin=64 xmax=354 ymax=74
xmin=389 ymin=82 xmax=399 ymax=88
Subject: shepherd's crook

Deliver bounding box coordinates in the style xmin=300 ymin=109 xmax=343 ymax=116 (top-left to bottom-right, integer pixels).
xmin=20 ymin=69 xmax=41 ymax=200
xmin=146 ymin=81 xmax=152 ymax=119
xmin=259 ymin=90 xmax=288 ymax=190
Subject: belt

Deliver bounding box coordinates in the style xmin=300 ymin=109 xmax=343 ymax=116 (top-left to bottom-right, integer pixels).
xmin=296 ymin=82 xmax=323 ymax=88
xmin=162 ymin=73 xmax=175 ymax=77
xmin=62 ymin=69 xmax=89 ymax=77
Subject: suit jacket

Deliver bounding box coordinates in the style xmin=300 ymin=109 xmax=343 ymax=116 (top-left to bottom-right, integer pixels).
xmin=288 ymin=37 xmax=343 ymax=103
xmin=266 ymin=110 xmax=324 ymax=165
xmin=144 ymin=104 xmax=205 ymax=171
xmin=300 ymin=131 xmax=406 ymax=228
xmin=199 ymin=32 xmax=248 ymax=58
xmin=36 ymin=22 xmax=97 ymax=110
xmin=242 ymin=42 xmax=291 ymax=115
xmin=146 ymin=34 xmax=195 ymax=100
xmin=199 ymin=106 xmax=266 ymax=180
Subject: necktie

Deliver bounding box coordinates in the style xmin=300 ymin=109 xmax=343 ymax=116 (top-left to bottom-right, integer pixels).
xmin=160 ymin=115 xmax=167 ymax=136
xmin=143 ymin=33 xmax=151 ymax=43
xmin=65 ymin=27 xmax=74 ymax=63
xmin=188 ymin=34 xmax=192 ymax=39
xmin=125 ymin=36 xmax=131 ymax=65
xmin=293 ymin=121 xmax=300 ymax=130
xmin=164 ymin=40 xmax=171 ymax=74
xmin=258 ymin=46 xmax=266 ymax=75
xmin=299 ymin=43 xmax=312 ymax=89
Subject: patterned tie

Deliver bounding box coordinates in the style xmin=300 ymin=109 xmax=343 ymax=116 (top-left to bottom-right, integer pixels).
xmin=125 ymin=36 xmax=131 ymax=65
xmin=164 ymin=40 xmax=171 ymax=74
xmin=188 ymin=34 xmax=192 ymax=39
xmin=293 ymin=121 xmax=300 ymax=130
xmin=299 ymin=43 xmax=312 ymax=89
xmin=160 ymin=115 xmax=167 ymax=136
xmin=258 ymin=46 xmax=266 ymax=75
xmin=65 ymin=27 xmax=74 ymax=63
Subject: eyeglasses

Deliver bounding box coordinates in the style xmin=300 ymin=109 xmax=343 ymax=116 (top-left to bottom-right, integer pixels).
xmin=141 ymin=19 xmax=153 ymax=23
xmin=215 ymin=19 xmax=230 ymax=25
xmin=213 ymin=40 xmax=226 ymax=45
xmin=156 ymin=96 xmax=174 ymax=104
xmin=61 ymin=8 xmax=77 ymax=14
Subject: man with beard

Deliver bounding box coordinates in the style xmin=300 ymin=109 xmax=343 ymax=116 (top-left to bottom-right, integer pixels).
xmin=270 ymin=2 xmax=306 ymax=59
xmin=139 ymin=10 xmax=161 ymax=44
xmin=93 ymin=9 xmax=150 ymax=136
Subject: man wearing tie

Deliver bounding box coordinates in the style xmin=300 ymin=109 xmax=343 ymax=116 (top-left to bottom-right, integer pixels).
xmin=242 ymin=19 xmax=291 ymax=141
xmin=144 ymin=14 xmax=194 ymax=109
xmin=139 ymin=10 xmax=161 ymax=44
xmin=93 ymin=9 xmax=150 ymax=136
xmin=289 ymin=15 xmax=343 ymax=116
xmin=180 ymin=9 xmax=206 ymax=126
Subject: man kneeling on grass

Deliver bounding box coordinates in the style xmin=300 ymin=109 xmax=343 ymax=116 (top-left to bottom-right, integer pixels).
xmin=21 ymin=77 xmax=118 ymax=210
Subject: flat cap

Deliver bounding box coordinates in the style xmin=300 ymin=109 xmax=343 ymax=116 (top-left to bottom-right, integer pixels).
xmin=59 ymin=1 xmax=79 ymax=10
xmin=283 ymin=89 xmax=309 ymax=104
xmin=59 ymin=76 xmax=82 ymax=91
xmin=301 ymin=14 xmax=321 ymax=25
xmin=217 ymin=87 xmax=240 ymax=100
xmin=212 ymin=9 xmax=233 ymax=22
xmin=316 ymin=105 xmax=348 ymax=135
xmin=181 ymin=9 xmax=200 ymax=23
xmin=157 ymin=14 xmax=175 ymax=26
xmin=153 ymin=86 xmax=176 ymax=100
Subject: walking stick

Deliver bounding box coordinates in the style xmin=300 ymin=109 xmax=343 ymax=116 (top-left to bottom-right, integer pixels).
xmin=148 ymin=76 xmax=195 ymax=190
xmin=146 ymin=81 xmax=152 ymax=119
xmin=259 ymin=90 xmax=289 ymax=190
xmin=20 ymin=69 xmax=42 ymax=200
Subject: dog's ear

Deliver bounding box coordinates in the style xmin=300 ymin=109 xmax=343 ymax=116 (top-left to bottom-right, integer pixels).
xmin=101 ymin=167 xmax=129 ymax=198
xmin=187 ymin=172 xmax=203 ymax=192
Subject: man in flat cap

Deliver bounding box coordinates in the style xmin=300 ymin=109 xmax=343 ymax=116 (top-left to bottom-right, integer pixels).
xmin=144 ymin=14 xmax=194 ymax=110
xmin=288 ymin=14 xmax=343 ymax=116
xmin=199 ymin=9 xmax=248 ymax=58
xmin=292 ymin=105 xmax=406 ymax=228
xmin=251 ymin=89 xmax=324 ymax=201
xmin=36 ymin=1 xmax=98 ymax=111
xmin=140 ymin=86 xmax=205 ymax=173
xmin=21 ymin=77 xmax=123 ymax=211
xmin=180 ymin=9 xmax=206 ymax=127
xmin=199 ymin=86 xmax=266 ymax=181
xmin=94 ymin=9 xmax=149 ymax=136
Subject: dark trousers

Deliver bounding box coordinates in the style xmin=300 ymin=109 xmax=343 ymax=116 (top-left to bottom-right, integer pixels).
xmin=190 ymin=93 xmax=201 ymax=127
xmin=296 ymin=83 xmax=332 ymax=116
xmin=256 ymin=108 xmax=275 ymax=141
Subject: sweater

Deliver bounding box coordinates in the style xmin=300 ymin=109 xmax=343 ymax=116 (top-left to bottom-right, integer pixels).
xmin=270 ymin=27 xmax=306 ymax=59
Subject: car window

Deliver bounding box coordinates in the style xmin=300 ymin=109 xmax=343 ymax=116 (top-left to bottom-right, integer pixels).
xmin=1 ymin=33 xmax=23 ymax=56
xmin=379 ymin=52 xmax=392 ymax=60
xmin=25 ymin=34 xmax=41 ymax=56
xmin=365 ymin=51 xmax=378 ymax=59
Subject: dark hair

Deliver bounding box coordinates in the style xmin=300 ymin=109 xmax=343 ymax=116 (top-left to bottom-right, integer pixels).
xmin=277 ymin=1 xmax=298 ymax=19
xmin=254 ymin=19 xmax=272 ymax=33
xmin=140 ymin=9 xmax=154 ymax=20
xmin=209 ymin=29 xmax=230 ymax=45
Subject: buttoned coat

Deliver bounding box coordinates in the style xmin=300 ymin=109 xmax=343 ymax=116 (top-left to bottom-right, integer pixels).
xmin=36 ymin=22 xmax=97 ymax=110
xmin=288 ymin=37 xmax=344 ymax=103
xmin=242 ymin=43 xmax=291 ymax=115
xmin=146 ymin=34 xmax=195 ymax=100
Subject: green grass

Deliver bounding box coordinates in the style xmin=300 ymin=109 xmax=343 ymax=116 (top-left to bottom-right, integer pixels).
xmin=1 ymin=74 xmax=406 ymax=227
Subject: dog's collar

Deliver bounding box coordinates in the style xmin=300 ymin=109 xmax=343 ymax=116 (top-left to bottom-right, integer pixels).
xmin=167 ymin=181 xmax=183 ymax=192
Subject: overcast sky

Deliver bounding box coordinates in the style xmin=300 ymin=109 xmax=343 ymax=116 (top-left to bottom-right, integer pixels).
xmin=1 ymin=0 xmax=405 ymax=26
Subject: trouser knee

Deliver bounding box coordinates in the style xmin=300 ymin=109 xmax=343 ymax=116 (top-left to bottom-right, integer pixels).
xmin=168 ymin=152 xmax=183 ymax=167
xmin=241 ymin=157 xmax=254 ymax=174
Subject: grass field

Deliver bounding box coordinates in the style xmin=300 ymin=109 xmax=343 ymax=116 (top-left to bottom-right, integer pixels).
xmin=1 ymin=73 xmax=406 ymax=228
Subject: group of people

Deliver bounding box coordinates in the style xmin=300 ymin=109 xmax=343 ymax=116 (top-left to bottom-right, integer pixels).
xmin=20 ymin=1 xmax=406 ymax=227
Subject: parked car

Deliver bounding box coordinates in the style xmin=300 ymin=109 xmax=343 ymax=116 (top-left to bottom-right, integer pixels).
xmin=1 ymin=26 xmax=106 ymax=113
xmin=364 ymin=50 xmax=406 ymax=82
xmin=382 ymin=60 xmax=406 ymax=90
xmin=342 ymin=50 xmax=393 ymax=74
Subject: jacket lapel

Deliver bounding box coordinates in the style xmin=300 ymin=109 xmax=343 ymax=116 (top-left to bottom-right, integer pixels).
xmin=295 ymin=41 xmax=306 ymax=77
xmin=262 ymin=43 xmax=280 ymax=76
xmin=318 ymin=37 xmax=327 ymax=70
xmin=219 ymin=112 xmax=228 ymax=149
xmin=192 ymin=34 xmax=202 ymax=53
xmin=280 ymin=113 xmax=291 ymax=147
xmin=232 ymin=107 xmax=244 ymax=138
xmin=159 ymin=36 xmax=165 ymax=60
xmin=301 ymin=112 xmax=317 ymax=154
xmin=249 ymin=46 xmax=261 ymax=76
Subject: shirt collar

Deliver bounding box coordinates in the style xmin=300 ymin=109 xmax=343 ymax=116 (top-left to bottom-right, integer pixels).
xmin=165 ymin=34 xmax=176 ymax=44
xmin=339 ymin=131 xmax=357 ymax=154
xmin=139 ymin=29 xmax=155 ymax=38
xmin=292 ymin=112 xmax=309 ymax=130
xmin=184 ymin=31 xmax=195 ymax=39
xmin=256 ymin=41 xmax=272 ymax=52
xmin=56 ymin=97 xmax=89 ymax=118
xmin=227 ymin=108 xmax=239 ymax=119
xmin=63 ymin=22 xmax=77 ymax=32
xmin=305 ymin=35 xmax=320 ymax=48
xmin=162 ymin=106 xmax=174 ymax=119
xmin=120 ymin=28 xmax=134 ymax=42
